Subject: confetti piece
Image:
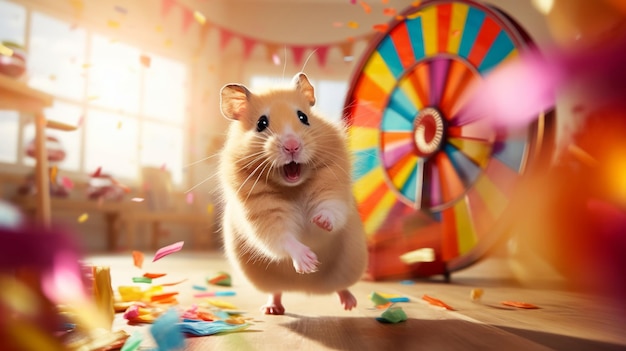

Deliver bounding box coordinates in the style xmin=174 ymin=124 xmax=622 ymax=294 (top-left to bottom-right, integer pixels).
xmin=399 ymin=247 xmax=435 ymax=264
xmin=178 ymin=320 xmax=251 ymax=336
xmin=151 ymin=292 xmax=179 ymax=302
xmin=107 ymin=20 xmax=120 ymax=28
xmin=161 ymin=278 xmax=188 ymax=286
xmin=192 ymin=285 xmax=207 ymax=291
xmin=272 ymin=53 xmax=281 ymax=66
xmin=193 ymin=10 xmax=206 ymax=25
xmin=422 ymin=294 xmax=455 ymax=311
xmin=359 ymin=0 xmax=371 ymax=13
xmin=383 ymin=7 xmax=396 ymax=16
xmin=373 ymin=23 xmax=388 ymax=33
xmin=0 ymin=43 xmax=14 ymax=57
xmin=61 ymin=176 xmax=74 ymax=189
xmin=49 ymin=166 xmax=58 ymax=184
xmin=208 ymin=272 xmax=231 ymax=287
xmin=131 ymin=197 xmax=144 ymax=202
xmin=143 ymin=272 xmax=166 ymax=279
xmin=49 ymin=74 xmax=57 ymax=81
xmin=332 ymin=22 xmax=343 ymax=27
xmin=501 ymin=301 xmax=540 ymax=309
xmin=186 ymin=192 xmax=194 ymax=204
xmin=133 ymin=277 xmax=152 ymax=284
xmin=153 ymin=241 xmax=184 ymax=262
xmin=77 ymin=213 xmax=89 ymax=223
xmin=376 ymin=307 xmax=407 ymax=323
xmin=193 ymin=291 xmax=236 ymax=298
xmin=160 ymin=163 xmax=167 ymax=171
xmin=132 ymin=251 xmax=144 ymax=269
xmin=120 ymin=332 xmax=142 ymax=351
xmin=369 ymin=292 xmax=390 ymax=307
xmin=155 ymin=25 xmax=163 ymax=32
xmin=399 ymin=280 xmax=415 ymax=285
xmin=207 ymin=203 xmax=214 ymax=214
xmin=114 ymin=5 xmax=127 ymax=14
xmin=150 ymin=309 xmax=185 ymax=350
xmin=347 ymin=21 xmax=359 ymax=29
xmin=164 ymin=39 xmax=172 ymax=47
xmin=139 ymin=55 xmax=151 ymax=68
xmin=117 ymin=120 xmax=123 ymax=129
xmin=470 ymin=288 xmax=484 ymax=301
xmin=205 ymin=299 xmax=238 ymax=310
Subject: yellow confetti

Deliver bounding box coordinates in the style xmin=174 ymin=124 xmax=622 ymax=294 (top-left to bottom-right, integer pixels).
xmin=77 ymin=213 xmax=89 ymax=223
xmin=347 ymin=21 xmax=359 ymax=29
xmin=107 ymin=20 xmax=120 ymax=28
xmin=204 ymin=299 xmax=238 ymax=310
xmin=155 ymin=25 xmax=163 ymax=32
xmin=81 ymin=63 xmax=91 ymax=69
xmin=207 ymin=203 xmax=214 ymax=214
xmin=0 ymin=43 xmax=14 ymax=57
xmin=49 ymin=74 xmax=56 ymax=81
xmin=164 ymin=39 xmax=172 ymax=47
xmin=117 ymin=120 xmax=122 ymax=129
xmin=49 ymin=166 xmax=58 ymax=184
xmin=193 ymin=10 xmax=206 ymax=25
xmin=470 ymin=288 xmax=484 ymax=301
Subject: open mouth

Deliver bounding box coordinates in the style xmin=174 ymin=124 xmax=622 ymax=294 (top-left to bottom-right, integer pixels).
xmin=283 ymin=161 xmax=301 ymax=182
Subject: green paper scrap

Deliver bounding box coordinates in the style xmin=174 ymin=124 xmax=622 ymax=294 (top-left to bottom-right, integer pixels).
xmin=132 ymin=276 xmax=152 ymax=284
xmin=178 ymin=320 xmax=251 ymax=336
xmin=377 ymin=307 xmax=407 ymax=324
xmin=369 ymin=292 xmax=390 ymax=306
xmin=120 ymin=332 xmax=142 ymax=351
xmin=208 ymin=272 xmax=232 ymax=287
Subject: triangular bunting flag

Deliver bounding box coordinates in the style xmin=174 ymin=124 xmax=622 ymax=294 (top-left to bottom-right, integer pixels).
xmin=339 ymin=40 xmax=354 ymax=60
xmin=219 ymin=28 xmax=234 ymax=50
xmin=291 ymin=46 xmax=307 ymax=68
xmin=181 ymin=7 xmax=194 ymax=33
xmin=314 ymin=45 xmax=330 ymax=68
xmin=242 ymin=37 xmax=257 ymax=60
xmin=161 ymin=0 xmax=176 ymax=18
xmin=265 ymin=43 xmax=280 ymax=65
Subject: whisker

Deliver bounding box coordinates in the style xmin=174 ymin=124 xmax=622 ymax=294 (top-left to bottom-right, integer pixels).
xmin=183 ymin=153 xmax=221 ymax=168
xmin=185 ymin=172 xmax=219 ymax=193
xmin=245 ymin=160 xmax=272 ymax=202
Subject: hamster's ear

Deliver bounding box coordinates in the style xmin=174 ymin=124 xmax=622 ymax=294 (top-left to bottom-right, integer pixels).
xmin=294 ymin=72 xmax=316 ymax=106
xmin=220 ymin=84 xmax=251 ymax=120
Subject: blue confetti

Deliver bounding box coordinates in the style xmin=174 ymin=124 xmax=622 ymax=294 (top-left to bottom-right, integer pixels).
xmin=399 ymin=280 xmax=415 ymax=285
xmin=178 ymin=320 xmax=251 ymax=336
xmin=150 ymin=309 xmax=185 ymax=350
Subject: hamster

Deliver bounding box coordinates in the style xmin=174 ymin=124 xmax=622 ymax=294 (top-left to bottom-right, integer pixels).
xmin=217 ymin=72 xmax=368 ymax=315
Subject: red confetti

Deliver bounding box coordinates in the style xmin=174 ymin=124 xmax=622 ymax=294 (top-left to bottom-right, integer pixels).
xmin=143 ymin=272 xmax=166 ymax=279
xmin=140 ymin=55 xmax=151 ymax=68
xmin=383 ymin=7 xmax=396 ymax=16
xmin=501 ymin=301 xmax=540 ymax=309
xmin=422 ymin=294 xmax=455 ymax=310
xmin=132 ymin=251 xmax=144 ymax=269
xmin=373 ymin=23 xmax=389 ymax=33
xmin=359 ymin=0 xmax=371 ymax=13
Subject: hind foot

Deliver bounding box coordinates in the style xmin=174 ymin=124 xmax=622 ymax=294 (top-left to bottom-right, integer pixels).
xmin=261 ymin=293 xmax=285 ymax=315
xmin=337 ymin=289 xmax=357 ymax=311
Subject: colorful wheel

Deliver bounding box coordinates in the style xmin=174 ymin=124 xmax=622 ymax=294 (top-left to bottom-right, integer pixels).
xmin=344 ymin=0 xmax=552 ymax=279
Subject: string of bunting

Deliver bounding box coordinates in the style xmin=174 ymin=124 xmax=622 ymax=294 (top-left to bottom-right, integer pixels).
xmin=161 ymin=0 xmax=376 ymax=67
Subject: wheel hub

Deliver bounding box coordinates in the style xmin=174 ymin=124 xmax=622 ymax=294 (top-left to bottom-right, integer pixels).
xmin=413 ymin=107 xmax=445 ymax=157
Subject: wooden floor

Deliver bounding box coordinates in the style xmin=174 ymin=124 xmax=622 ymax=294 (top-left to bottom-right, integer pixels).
xmin=85 ymin=251 xmax=626 ymax=351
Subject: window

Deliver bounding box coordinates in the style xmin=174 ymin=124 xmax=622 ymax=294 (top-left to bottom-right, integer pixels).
xmin=249 ymin=75 xmax=348 ymax=122
xmin=0 ymin=0 xmax=188 ymax=187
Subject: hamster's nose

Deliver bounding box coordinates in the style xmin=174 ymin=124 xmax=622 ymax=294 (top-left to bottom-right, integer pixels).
xmin=283 ymin=138 xmax=301 ymax=154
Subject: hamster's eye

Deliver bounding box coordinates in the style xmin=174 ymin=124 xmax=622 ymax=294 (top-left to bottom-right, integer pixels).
xmin=297 ymin=110 xmax=309 ymax=126
xmin=256 ymin=115 xmax=269 ymax=132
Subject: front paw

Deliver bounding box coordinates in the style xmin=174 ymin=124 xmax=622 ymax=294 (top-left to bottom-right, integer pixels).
xmin=292 ymin=245 xmax=319 ymax=274
xmin=312 ymin=210 xmax=335 ymax=232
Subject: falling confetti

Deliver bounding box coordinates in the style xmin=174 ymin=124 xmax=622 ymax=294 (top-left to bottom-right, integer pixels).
xmin=383 ymin=7 xmax=396 ymax=16
xmin=373 ymin=23 xmax=389 ymax=33
xmin=193 ymin=10 xmax=206 ymax=25
xmin=186 ymin=192 xmax=194 ymax=204
xmin=81 ymin=63 xmax=91 ymax=69
xmin=206 ymin=204 xmax=214 ymax=214
xmin=117 ymin=120 xmax=123 ymax=129
xmin=359 ymin=0 xmax=371 ymax=13
xmin=164 ymin=39 xmax=173 ymax=47
xmin=332 ymin=22 xmax=343 ymax=27
xmin=49 ymin=74 xmax=57 ymax=81
xmin=139 ymin=55 xmax=151 ymax=68
xmin=347 ymin=21 xmax=359 ymax=29
xmin=49 ymin=166 xmax=58 ymax=184
xmin=61 ymin=176 xmax=74 ymax=189
xmin=155 ymin=25 xmax=163 ymax=32
xmin=114 ymin=5 xmax=127 ymax=14
xmin=107 ymin=20 xmax=120 ymax=28
xmin=131 ymin=197 xmax=144 ymax=202
xmin=272 ymin=53 xmax=281 ymax=66
xmin=152 ymin=241 xmax=184 ymax=262
xmin=77 ymin=213 xmax=89 ymax=223
xmin=132 ymin=251 xmax=144 ymax=269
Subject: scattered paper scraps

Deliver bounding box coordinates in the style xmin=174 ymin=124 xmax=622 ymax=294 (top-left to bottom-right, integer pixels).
xmin=399 ymin=247 xmax=435 ymax=264
xmin=347 ymin=21 xmax=359 ymax=29
xmin=153 ymin=241 xmax=184 ymax=262
xmin=369 ymin=292 xmax=391 ymax=308
xmin=178 ymin=320 xmax=251 ymax=336
xmin=139 ymin=54 xmax=151 ymax=68
xmin=193 ymin=10 xmax=206 ymax=25
xmin=399 ymin=280 xmax=415 ymax=285
xmin=470 ymin=288 xmax=484 ymax=301
xmin=150 ymin=292 xmax=179 ymax=303
xmin=143 ymin=272 xmax=166 ymax=279
xmin=132 ymin=250 xmax=144 ymax=269
xmin=150 ymin=309 xmax=186 ymax=350
xmin=383 ymin=7 xmax=396 ymax=16
xmin=204 ymin=299 xmax=238 ymax=310
xmin=376 ymin=306 xmax=407 ymax=323
xmin=193 ymin=291 xmax=236 ymax=298
xmin=373 ymin=23 xmax=389 ymax=33
xmin=49 ymin=166 xmax=58 ymax=184
xmin=132 ymin=277 xmax=152 ymax=284
xmin=120 ymin=332 xmax=142 ymax=351
xmin=192 ymin=284 xmax=207 ymax=291
xmin=359 ymin=0 xmax=371 ymax=14
xmin=208 ymin=272 xmax=231 ymax=287
xmin=77 ymin=213 xmax=89 ymax=223
xmin=107 ymin=20 xmax=120 ymax=28
xmin=61 ymin=176 xmax=74 ymax=189
xmin=422 ymin=294 xmax=455 ymax=311
xmin=501 ymin=301 xmax=540 ymax=309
